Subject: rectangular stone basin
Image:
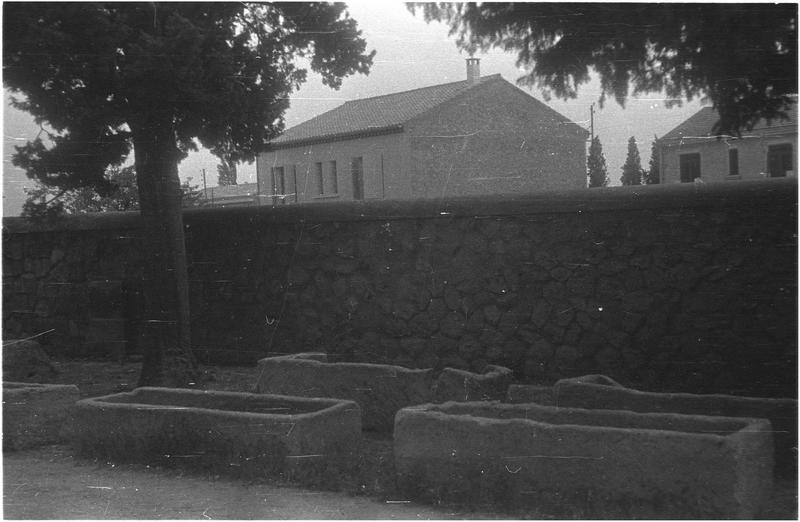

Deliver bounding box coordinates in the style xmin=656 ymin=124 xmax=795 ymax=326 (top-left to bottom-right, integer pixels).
xmin=3 ymin=382 xmax=80 ymax=451
xmin=71 ymin=387 xmax=361 ymax=481
xmin=394 ymin=401 xmax=773 ymax=519
xmin=552 ymin=374 xmax=797 ymax=478
xmin=255 ymin=352 xmax=512 ymax=431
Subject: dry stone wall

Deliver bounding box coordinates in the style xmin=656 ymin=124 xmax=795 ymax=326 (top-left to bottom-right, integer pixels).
xmin=3 ymin=216 xmax=142 ymax=360
xmin=3 ymin=179 xmax=796 ymax=397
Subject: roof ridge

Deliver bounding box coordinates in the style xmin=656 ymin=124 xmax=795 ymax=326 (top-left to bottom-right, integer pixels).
xmin=340 ymin=73 xmax=503 ymax=106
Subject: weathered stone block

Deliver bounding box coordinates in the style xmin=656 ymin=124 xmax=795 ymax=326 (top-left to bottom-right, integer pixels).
xmin=2 ymin=340 xmax=58 ymax=382
xmin=394 ymin=401 xmax=773 ymax=518
xmin=322 ymin=257 xmax=358 ymax=274
xmin=399 ymin=337 xmax=427 ymax=357
xmin=3 ymin=259 xmax=24 ymax=277
xmin=529 ymin=303 xmax=550 ymax=332
xmin=457 ymin=335 xmax=481 ymax=360
xmin=533 ymin=251 xmax=557 ymax=270
xmin=443 ymin=286 xmax=461 ymax=311
xmin=391 ymin=300 xmax=416 ymax=321
xmin=563 ymin=322 xmax=582 ymax=345
xmin=439 ymin=312 xmax=466 ymax=338
xmin=50 ymin=248 xmax=65 ymax=265
xmin=32 ymin=258 xmax=51 ymax=278
xmin=463 ymin=308 xmax=484 ymax=333
xmin=86 ymin=280 xmax=123 ymax=317
xmin=527 ymin=337 xmax=554 ymax=360
xmin=554 ymin=306 xmax=574 ymax=327
xmin=3 ymin=382 xmax=80 ymax=450
xmin=485 ymin=343 xmax=507 ymax=363
xmin=5 ymin=240 xmax=24 ymax=261
xmin=605 ymin=329 xmax=630 ymax=349
xmin=541 ymin=281 xmax=565 ymax=303
xmin=595 ymin=347 xmax=622 ymax=372
xmin=549 ymin=266 xmax=570 ymax=282
xmin=554 ymin=374 xmax=797 ymax=478
xmin=286 ymin=265 xmax=309 ymax=286
xmin=542 ymin=323 xmax=565 ymax=344
xmin=481 ymin=304 xmax=500 ymax=325
xmin=553 ymin=344 xmax=580 ymax=372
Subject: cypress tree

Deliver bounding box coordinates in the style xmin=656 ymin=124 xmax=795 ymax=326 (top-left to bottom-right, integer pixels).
xmin=620 ymin=136 xmax=644 ymax=185
xmin=645 ymin=137 xmax=661 ymax=184
xmin=587 ymin=136 xmax=609 ymax=188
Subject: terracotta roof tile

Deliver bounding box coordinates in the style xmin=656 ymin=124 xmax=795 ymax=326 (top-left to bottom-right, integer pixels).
xmin=271 ymin=75 xmax=503 ymax=147
xmin=661 ymin=103 xmax=797 ymax=141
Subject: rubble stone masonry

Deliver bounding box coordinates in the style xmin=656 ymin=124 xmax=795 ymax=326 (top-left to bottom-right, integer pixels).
xmin=3 ymin=179 xmax=796 ymax=397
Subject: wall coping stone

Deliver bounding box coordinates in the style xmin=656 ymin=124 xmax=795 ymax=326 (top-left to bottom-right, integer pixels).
xmin=4 ymin=177 xmax=796 ymax=234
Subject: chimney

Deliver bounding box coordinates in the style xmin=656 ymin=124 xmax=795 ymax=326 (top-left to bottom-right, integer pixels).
xmin=466 ymin=57 xmax=480 ymax=85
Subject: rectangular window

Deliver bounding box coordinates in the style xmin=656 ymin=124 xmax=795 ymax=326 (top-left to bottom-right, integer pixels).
xmin=767 ymin=144 xmax=793 ymax=177
xmin=351 ymin=156 xmax=364 ymax=200
xmin=271 ymin=166 xmax=284 ymax=195
xmin=679 ymin=153 xmax=701 ymax=182
xmin=290 ymin=165 xmax=298 ymax=203
xmin=728 ymin=149 xmax=739 ymax=176
xmin=315 ymin=162 xmax=324 ymax=194
xmin=329 ymin=160 xmax=338 ymax=194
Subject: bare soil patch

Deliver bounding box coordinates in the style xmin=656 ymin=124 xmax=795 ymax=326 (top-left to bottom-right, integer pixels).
xmin=5 ymin=443 xmax=506 ymax=520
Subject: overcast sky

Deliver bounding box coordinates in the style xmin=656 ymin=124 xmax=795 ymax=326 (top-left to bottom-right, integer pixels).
xmin=3 ymin=2 xmax=706 ymax=216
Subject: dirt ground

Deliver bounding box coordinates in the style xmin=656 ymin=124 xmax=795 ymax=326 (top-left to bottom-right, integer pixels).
xmin=3 ymin=359 xmax=797 ymax=519
xmin=4 ymin=444 xmax=499 ymax=520
xmin=32 ymin=359 xmax=261 ymax=398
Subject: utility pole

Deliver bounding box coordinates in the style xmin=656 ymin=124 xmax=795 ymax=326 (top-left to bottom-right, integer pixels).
xmin=201 ymin=168 xmax=208 ymax=203
xmin=590 ymin=103 xmax=595 ymax=142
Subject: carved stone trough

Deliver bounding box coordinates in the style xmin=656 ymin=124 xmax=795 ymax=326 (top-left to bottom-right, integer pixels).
xmin=551 ymin=374 xmax=797 ymax=477
xmin=394 ymin=401 xmax=773 ymax=519
xmin=3 ymin=382 xmax=80 ymax=451
xmin=255 ymin=352 xmax=512 ymax=431
xmin=70 ymin=387 xmax=361 ymax=481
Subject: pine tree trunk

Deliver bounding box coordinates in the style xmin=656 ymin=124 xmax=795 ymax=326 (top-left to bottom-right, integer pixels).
xmin=131 ymin=118 xmax=197 ymax=387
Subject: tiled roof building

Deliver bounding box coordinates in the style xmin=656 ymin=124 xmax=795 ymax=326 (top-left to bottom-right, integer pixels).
xmin=657 ymin=104 xmax=797 ymax=183
xmin=661 ymin=105 xmax=798 ymax=141
xmin=258 ymin=59 xmax=589 ymax=204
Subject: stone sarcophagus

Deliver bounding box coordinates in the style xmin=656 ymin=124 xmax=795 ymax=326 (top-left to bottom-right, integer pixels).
xmin=394 ymin=401 xmax=774 ymax=519
xmin=255 ymin=352 xmax=512 ymax=431
xmin=71 ymin=387 xmax=361 ymax=482
xmin=552 ymin=374 xmax=797 ymax=477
